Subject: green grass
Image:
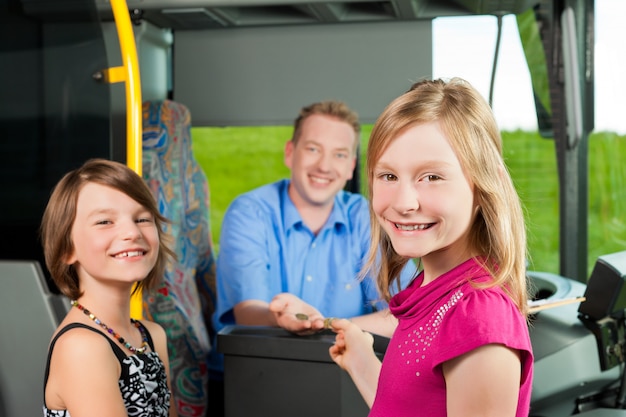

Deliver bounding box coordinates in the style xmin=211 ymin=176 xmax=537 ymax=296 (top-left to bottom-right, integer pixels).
xmin=192 ymin=125 xmax=291 ymax=241
xmin=588 ymin=132 xmax=626 ymax=255
xmin=502 ymin=130 xmax=559 ymax=273
xmin=192 ymin=126 xmax=626 ymax=279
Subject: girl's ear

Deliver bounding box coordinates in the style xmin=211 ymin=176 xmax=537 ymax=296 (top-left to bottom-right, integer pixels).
xmin=472 ymin=191 xmax=483 ymax=217
xmin=64 ymin=248 xmax=77 ymax=265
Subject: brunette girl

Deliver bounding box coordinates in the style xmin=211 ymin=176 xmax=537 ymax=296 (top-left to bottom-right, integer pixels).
xmin=41 ymin=158 xmax=178 ymax=417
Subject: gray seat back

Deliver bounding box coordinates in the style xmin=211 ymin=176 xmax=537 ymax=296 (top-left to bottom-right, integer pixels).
xmin=0 ymin=260 xmax=68 ymax=417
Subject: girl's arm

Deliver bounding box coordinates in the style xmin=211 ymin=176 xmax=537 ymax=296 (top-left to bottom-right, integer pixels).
xmin=349 ymin=309 xmax=398 ymax=338
xmin=47 ymin=328 xmax=127 ymax=417
xmin=443 ymin=344 xmax=522 ymax=417
xmin=329 ymin=319 xmax=382 ymax=408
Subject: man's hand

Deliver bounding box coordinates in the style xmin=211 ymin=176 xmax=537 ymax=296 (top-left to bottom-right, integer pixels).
xmin=269 ymin=293 xmax=326 ymax=335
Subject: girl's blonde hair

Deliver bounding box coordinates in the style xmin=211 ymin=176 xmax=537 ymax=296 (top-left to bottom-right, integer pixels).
xmin=365 ymin=78 xmax=528 ymax=314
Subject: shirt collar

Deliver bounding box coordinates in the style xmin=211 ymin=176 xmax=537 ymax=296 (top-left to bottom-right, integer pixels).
xmin=281 ymin=179 xmax=349 ymax=233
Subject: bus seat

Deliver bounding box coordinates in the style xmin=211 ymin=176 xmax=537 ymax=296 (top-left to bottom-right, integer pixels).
xmin=0 ymin=260 xmax=68 ymax=417
xmin=142 ymin=99 xmax=216 ymax=417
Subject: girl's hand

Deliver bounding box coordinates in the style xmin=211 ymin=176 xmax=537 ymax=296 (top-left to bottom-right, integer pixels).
xmin=329 ymin=318 xmax=376 ymax=372
xmin=328 ymin=318 xmax=381 ymax=408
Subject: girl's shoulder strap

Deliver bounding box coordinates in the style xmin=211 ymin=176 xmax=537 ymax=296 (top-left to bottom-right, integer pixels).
xmin=133 ymin=319 xmax=156 ymax=351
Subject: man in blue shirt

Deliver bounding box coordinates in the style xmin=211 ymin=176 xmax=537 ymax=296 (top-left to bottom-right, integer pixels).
xmin=208 ymin=100 xmax=415 ymax=414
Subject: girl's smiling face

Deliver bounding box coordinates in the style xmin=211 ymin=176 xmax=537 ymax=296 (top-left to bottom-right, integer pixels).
xmin=66 ymin=182 xmax=159 ymax=287
xmin=372 ymin=121 xmax=476 ymax=274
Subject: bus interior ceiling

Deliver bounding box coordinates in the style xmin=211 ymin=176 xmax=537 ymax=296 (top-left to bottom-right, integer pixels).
xmin=1 ymin=0 xmax=549 ymax=273
xmin=18 ymin=0 xmax=542 ymax=128
xmin=0 ymin=0 xmax=596 ymax=289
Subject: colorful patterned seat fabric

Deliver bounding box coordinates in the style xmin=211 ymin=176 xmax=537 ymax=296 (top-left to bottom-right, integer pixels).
xmin=142 ymin=100 xmax=216 ymax=417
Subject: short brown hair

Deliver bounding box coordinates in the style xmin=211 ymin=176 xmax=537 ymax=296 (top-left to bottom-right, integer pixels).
xmin=40 ymin=158 xmax=174 ymax=300
xmin=292 ymin=100 xmax=361 ymax=149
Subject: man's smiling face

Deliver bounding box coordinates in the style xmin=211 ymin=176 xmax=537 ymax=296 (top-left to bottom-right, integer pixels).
xmin=285 ymin=113 xmax=357 ymax=210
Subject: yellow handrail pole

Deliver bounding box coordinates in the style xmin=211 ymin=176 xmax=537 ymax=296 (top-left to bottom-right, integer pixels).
xmin=110 ymin=0 xmax=144 ymax=319
xmin=110 ymin=0 xmax=142 ymax=174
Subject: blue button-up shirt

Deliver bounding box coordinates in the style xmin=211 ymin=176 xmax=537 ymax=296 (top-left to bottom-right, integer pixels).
xmin=210 ymin=179 xmax=416 ymax=373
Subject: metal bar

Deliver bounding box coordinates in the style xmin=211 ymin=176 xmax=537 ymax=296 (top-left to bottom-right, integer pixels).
xmin=111 ymin=0 xmax=143 ymax=176
xmin=111 ymin=0 xmax=144 ymax=318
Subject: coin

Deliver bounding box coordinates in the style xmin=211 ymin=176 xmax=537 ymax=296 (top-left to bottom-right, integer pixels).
xmin=295 ymin=313 xmax=309 ymax=321
xmin=323 ymin=317 xmax=337 ymax=329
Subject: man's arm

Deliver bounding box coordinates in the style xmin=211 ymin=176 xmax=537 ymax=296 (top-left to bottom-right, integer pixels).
xmin=236 ymin=296 xmax=399 ymax=336
xmin=215 ymin=197 xmax=276 ymax=328
xmin=233 ymin=300 xmax=277 ymax=326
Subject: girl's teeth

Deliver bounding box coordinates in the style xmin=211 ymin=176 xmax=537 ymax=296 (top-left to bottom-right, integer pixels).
xmin=116 ymin=251 xmax=143 ymax=258
xmin=396 ymin=224 xmax=428 ymax=231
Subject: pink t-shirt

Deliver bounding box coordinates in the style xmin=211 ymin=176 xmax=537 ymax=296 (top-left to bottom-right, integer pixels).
xmin=369 ymin=258 xmax=533 ymax=417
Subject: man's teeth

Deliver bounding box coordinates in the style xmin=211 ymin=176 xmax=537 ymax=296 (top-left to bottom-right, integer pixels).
xmin=396 ymin=223 xmax=430 ymax=231
xmin=115 ymin=251 xmax=143 ymax=258
xmin=311 ymin=176 xmax=330 ymax=184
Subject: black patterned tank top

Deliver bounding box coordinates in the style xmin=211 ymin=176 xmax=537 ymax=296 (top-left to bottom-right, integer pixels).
xmin=42 ymin=322 xmax=171 ymax=417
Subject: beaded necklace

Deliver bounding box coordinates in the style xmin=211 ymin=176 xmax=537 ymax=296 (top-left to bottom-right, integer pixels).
xmin=71 ymin=300 xmax=149 ymax=354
